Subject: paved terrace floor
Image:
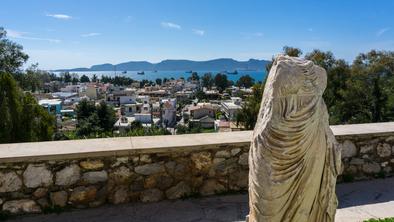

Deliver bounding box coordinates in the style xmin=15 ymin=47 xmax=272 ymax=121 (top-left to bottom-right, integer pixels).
xmin=7 ymin=177 xmax=394 ymax=222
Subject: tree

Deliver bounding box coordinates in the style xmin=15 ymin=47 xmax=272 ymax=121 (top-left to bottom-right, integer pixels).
xmin=71 ymin=73 xmax=79 ymax=84
xmin=80 ymin=74 xmax=90 ymax=83
xmin=340 ymin=50 xmax=394 ymax=123
xmin=21 ymin=92 xmax=54 ymax=141
xmin=214 ymin=73 xmax=229 ymax=92
xmin=96 ymin=101 xmax=116 ymax=131
xmin=63 ymin=72 xmax=72 ymax=83
xmin=236 ymin=83 xmax=265 ymax=129
xmin=0 ymin=72 xmax=55 ymax=143
xmin=266 ymin=46 xmax=303 ymax=73
xmin=189 ymin=72 xmax=200 ymax=81
xmin=236 ymin=75 xmax=255 ymax=88
xmin=305 ymin=50 xmax=351 ymax=124
xmin=0 ymin=28 xmax=29 ymax=74
xmin=76 ymin=99 xmax=96 ymax=121
xmin=195 ymin=89 xmax=207 ymax=101
xmin=91 ymin=74 xmax=98 ymax=83
xmin=0 ymin=72 xmax=22 ymax=142
xmin=201 ymin=73 xmax=214 ymax=89
xmin=75 ymin=99 xmax=116 ymax=137
xmin=155 ymin=78 xmax=162 ymax=85
xmin=283 ymin=46 xmax=302 ymax=57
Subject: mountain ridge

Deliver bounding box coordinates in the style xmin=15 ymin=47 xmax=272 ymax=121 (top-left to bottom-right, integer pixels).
xmin=54 ymin=58 xmax=269 ymax=72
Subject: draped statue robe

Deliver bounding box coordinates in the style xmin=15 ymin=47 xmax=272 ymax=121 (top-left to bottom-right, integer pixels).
xmin=247 ymin=55 xmax=342 ymax=222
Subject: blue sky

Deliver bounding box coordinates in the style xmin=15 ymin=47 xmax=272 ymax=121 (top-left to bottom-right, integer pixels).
xmin=1 ymin=0 xmax=394 ymax=70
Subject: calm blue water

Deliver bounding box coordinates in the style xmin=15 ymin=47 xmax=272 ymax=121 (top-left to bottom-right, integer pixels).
xmin=54 ymin=70 xmax=267 ymax=82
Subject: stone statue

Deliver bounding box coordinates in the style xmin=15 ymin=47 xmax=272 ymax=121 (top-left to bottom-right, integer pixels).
xmin=247 ymin=55 xmax=342 ymax=222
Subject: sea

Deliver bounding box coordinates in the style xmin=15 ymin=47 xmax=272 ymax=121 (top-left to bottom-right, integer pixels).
xmin=53 ymin=70 xmax=267 ymax=82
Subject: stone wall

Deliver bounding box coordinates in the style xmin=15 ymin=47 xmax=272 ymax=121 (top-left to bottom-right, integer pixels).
xmin=0 ymin=143 xmax=250 ymax=215
xmin=338 ymin=134 xmax=394 ymax=181
xmin=1 ymin=123 xmax=394 ymax=215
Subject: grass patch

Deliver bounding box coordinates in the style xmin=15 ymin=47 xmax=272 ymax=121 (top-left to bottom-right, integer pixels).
xmin=364 ymin=218 xmax=394 ymax=222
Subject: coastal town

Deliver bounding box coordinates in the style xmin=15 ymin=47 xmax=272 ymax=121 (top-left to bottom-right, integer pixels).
xmin=34 ymin=72 xmax=257 ymax=139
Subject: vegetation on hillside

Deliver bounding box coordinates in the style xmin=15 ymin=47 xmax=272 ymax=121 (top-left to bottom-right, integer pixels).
xmin=236 ymin=46 xmax=394 ymax=129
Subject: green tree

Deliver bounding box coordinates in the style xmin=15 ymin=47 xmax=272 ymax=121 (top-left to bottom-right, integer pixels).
xmin=201 ymin=73 xmax=214 ymax=89
xmin=15 ymin=64 xmax=52 ymax=92
xmin=80 ymin=74 xmax=90 ymax=83
xmin=265 ymin=46 xmax=303 ymax=73
xmin=91 ymin=74 xmax=98 ymax=83
xmin=189 ymin=72 xmax=200 ymax=81
xmin=96 ymin=101 xmax=116 ymax=131
xmin=0 ymin=28 xmax=29 ymax=74
xmin=236 ymin=83 xmax=265 ymax=129
xmin=340 ymin=50 xmax=394 ymax=123
xmin=0 ymin=72 xmax=54 ymax=143
xmin=305 ymin=50 xmax=351 ymax=124
xmin=21 ymin=93 xmax=54 ymax=141
xmin=155 ymin=78 xmax=162 ymax=85
xmin=75 ymin=99 xmax=116 ymax=137
xmin=236 ymin=75 xmax=255 ymax=88
xmin=283 ymin=46 xmax=303 ymax=57
xmin=76 ymin=99 xmax=96 ymax=121
xmin=63 ymin=72 xmax=72 ymax=83
xmin=214 ymin=73 xmax=229 ymax=92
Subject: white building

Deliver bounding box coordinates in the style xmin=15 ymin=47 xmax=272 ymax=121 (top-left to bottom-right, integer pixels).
xmin=161 ymin=98 xmax=177 ymax=127
xmin=221 ymin=100 xmax=242 ymax=121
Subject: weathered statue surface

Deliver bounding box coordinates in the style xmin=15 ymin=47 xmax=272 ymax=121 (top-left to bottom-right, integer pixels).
xmin=247 ymin=55 xmax=342 ymax=222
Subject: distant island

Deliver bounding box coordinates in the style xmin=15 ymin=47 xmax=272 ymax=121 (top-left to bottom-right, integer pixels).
xmin=54 ymin=58 xmax=269 ymax=72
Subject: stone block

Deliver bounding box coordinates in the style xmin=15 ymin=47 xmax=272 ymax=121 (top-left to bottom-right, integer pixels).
xmin=23 ymin=164 xmax=53 ymax=188
xmin=377 ymin=143 xmax=391 ymax=157
xmin=165 ymin=181 xmax=191 ymax=199
xmin=362 ymin=162 xmax=381 ymax=174
xmin=191 ymin=152 xmax=212 ymax=171
xmin=80 ymin=160 xmax=104 ymax=170
xmin=0 ymin=171 xmax=22 ymax=192
xmin=33 ymin=188 xmax=48 ymax=199
xmin=55 ymin=164 xmax=81 ymax=186
xmin=238 ymin=153 xmax=249 ymax=166
xmin=50 ymin=191 xmax=68 ymax=207
xmin=82 ymin=171 xmax=108 ymax=184
xmin=140 ymin=189 xmax=163 ymax=202
xmin=2 ymin=199 xmax=41 ymax=214
xmin=215 ymin=150 xmax=231 ymax=158
xmin=341 ymin=140 xmax=357 ymax=158
xmin=135 ymin=163 xmax=165 ymax=175
xmin=69 ymin=186 xmax=97 ymax=204
xmin=200 ymin=179 xmax=226 ymax=196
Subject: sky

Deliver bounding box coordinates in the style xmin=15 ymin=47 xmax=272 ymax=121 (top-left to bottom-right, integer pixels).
xmin=1 ymin=0 xmax=394 ymax=70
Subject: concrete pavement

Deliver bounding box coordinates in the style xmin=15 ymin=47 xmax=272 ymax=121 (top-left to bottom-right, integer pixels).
xmin=7 ymin=177 xmax=394 ymax=222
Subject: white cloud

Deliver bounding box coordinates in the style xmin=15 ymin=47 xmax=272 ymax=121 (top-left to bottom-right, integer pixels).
xmin=192 ymin=29 xmax=205 ymax=36
xmin=161 ymin=22 xmax=181 ymax=30
xmin=241 ymin=32 xmax=264 ymax=39
xmin=81 ymin=33 xmax=101 ymax=37
xmin=376 ymin=27 xmax=390 ymax=37
xmin=5 ymin=29 xmax=26 ymax=38
xmin=5 ymin=29 xmax=61 ymax=43
xmin=124 ymin=15 xmax=133 ymax=23
xmin=46 ymin=14 xmax=72 ymax=20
